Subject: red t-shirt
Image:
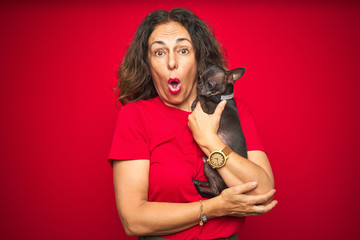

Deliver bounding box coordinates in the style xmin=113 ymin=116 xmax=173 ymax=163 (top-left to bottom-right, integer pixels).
xmin=108 ymin=96 xmax=265 ymax=240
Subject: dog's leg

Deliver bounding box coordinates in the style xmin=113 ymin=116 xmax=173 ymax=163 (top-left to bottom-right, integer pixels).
xmin=191 ymin=98 xmax=199 ymax=111
xmin=192 ymin=179 xmax=210 ymax=188
xmin=193 ymin=161 xmax=229 ymax=198
xmin=192 ymin=179 xmax=220 ymax=198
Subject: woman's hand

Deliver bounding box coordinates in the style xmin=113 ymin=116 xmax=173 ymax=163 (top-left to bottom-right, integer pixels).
xmin=207 ymin=182 xmax=278 ymax=218
xmin=188 ymin=100 xmax=227 ymax=156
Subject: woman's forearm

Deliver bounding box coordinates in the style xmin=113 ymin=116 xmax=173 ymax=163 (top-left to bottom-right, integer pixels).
xmin=120 ymin=197 xmax=222 ymax=236
xmin=217 ymin=152 xmax=274 ymax=194
xmin=202 ymin=138 xmax=274 ymax=195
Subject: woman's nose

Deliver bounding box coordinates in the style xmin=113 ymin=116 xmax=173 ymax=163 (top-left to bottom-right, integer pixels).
xmin=167 ymin=52 xmax=178 ymax=70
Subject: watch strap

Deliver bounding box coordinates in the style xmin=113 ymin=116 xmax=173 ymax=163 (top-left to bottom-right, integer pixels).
xmin=222 ymin=145 xmax=232 ymax=157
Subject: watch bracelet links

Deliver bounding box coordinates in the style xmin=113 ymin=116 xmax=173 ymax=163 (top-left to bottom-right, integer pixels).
xmin=199 ymin=200 xmax=208 ymax=225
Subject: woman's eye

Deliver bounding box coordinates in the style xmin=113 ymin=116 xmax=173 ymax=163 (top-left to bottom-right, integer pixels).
xmin=155 ymin=50 xmax=164 ymax=56
xmin=179 ymin=48 xmax=189 ymax=54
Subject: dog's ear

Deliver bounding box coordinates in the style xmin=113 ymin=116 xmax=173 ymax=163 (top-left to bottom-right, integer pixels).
xmin=226 ymin=68 xmax=245 ymax=83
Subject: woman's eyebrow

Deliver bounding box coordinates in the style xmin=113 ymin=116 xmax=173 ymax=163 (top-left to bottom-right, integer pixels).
xmin=150 ymin=40 xmax=165 ymax=48
xmin=176 ymin=38 xmax=192 ymax=44
xmin=150 ymin=38 xmax=192 ymax=49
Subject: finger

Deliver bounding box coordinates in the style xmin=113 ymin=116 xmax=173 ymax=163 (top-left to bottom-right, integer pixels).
xmin=188 ymin=102 xmax=200 ymax=119
xmin=229 ymin=200 xmax=278 ymax=217
xmin=213 ymin=100 xmax=227 ymax=116
xmin=246 ymin=189 xmax=277 ymax=205
xmin=233 ymin=212 xmax=262 ymax=217
xmin=194 ymin=101 xmax=202 ymax=111
xmin=250 ymin=200 xmax=278 ymax=214
xmin=258 ymin=189 xmax=276 ymax=204
xmin=230 ymin=181 xmax=258 ymax=194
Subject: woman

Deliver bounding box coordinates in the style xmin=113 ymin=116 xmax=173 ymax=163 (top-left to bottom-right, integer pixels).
xmin=109 ymin=8 xmax=277 ymax=240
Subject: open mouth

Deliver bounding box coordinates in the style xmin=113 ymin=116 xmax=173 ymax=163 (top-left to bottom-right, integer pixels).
xmin=168 ymin=78 xmax=181 ymax=94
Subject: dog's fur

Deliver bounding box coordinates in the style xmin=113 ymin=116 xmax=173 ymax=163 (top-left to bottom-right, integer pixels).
xmin=192 ymin=65 xmax=247 ymax=198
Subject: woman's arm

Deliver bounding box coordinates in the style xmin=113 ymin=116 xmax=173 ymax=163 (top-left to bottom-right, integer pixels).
xmin=188 ymin=100 xmax=275 ymax=195
xmin=113 ymin=159 xmax=277 ymax=236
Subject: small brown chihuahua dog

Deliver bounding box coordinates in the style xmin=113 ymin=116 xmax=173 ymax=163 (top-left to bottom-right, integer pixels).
xmin=192 ymin=65 xmax=247 ymax=198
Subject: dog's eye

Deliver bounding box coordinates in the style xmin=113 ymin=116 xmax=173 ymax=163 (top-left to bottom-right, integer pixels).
xmin=207 ymin=82 xmax=214 ymax=89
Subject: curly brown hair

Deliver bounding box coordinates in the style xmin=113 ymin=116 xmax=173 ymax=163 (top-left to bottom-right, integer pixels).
xmin=116 ymin=8 xmax=227 ymax=106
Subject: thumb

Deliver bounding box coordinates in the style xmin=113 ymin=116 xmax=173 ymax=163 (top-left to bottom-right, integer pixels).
xmin=214 ymin=100 xmax=227 ymax=116
xmin=194 ymin=101 xmax=202 ymax=110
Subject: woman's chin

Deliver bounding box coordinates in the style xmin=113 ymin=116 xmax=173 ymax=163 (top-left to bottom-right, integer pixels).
xmin=167 ymin=97 xmax=195 ymax=111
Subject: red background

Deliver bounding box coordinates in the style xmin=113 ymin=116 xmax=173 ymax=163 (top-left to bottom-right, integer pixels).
xmin=1 ymin=0 xmax=360 ymax=239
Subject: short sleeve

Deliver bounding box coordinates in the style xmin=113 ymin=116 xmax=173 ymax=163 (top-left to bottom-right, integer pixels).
xmin=236 ymin=98 xmax=266 ymax=152
xmin=108 ymin=104 xmax=150 ymax=161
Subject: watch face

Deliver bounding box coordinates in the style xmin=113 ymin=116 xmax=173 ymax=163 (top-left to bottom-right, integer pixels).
xmin=210 ymin=152 xmax=225 ymax=168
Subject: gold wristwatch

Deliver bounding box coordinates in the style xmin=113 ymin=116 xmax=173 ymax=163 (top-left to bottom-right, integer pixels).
xmin=207 ymin=145 xmax=232 ymax=169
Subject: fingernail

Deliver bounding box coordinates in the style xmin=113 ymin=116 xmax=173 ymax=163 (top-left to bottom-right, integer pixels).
xmin=251 ymin=181 xmax=258 ymax=186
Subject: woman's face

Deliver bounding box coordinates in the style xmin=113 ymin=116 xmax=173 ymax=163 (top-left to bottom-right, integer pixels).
xmin=148 ymin=21 xmax=198 ymax=111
